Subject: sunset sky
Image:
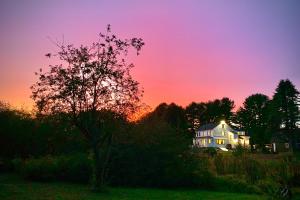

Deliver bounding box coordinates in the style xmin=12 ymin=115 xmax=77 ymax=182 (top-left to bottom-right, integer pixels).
xmin=0 ymin=0 xmax=299 ymax=111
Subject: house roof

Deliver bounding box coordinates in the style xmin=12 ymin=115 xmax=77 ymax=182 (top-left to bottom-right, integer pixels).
xmin=198 ymin=123 xmax=218 ymax=131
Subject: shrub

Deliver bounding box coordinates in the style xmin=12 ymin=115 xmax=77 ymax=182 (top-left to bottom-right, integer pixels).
xmin=13 ymin=156 xmax=59 ymax=181
xmin=13 ymin=153 xmax=92 ymax=183
xmin=263 ymin=159 xmax=294 ymax=185
xmin=0 ymin=158 xmax=14 ymax=172
xmin=291 ymin=162 xmax=300 ymax=186
xmin=214 ymin=154 xmax=226 ymax=175
xmin=214 ymin=154 xmax=243 ymax=175
xmin=225 ymin=144 xmax=232 ymax=150
xmin=56 ymin=154 xmax=92 ymax=183
xmin=191 ymin=156 xmax=216 ymax=188
xmin=214 ymin=175 xmax=260 ymax=194
xmin=244 ymin=157 xmax=265 ymax=183
xmin=109 ymin=146 xmax=215 ymax=188
xmin=232 ymin=144 xmax=248 ymax=157
xmin=203 ymin=147 xmax=217 ymax=157
xmin=257 ymin=179 xmax=280 ymax=197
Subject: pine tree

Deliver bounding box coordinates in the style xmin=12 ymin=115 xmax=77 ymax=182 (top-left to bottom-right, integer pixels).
xmin=271 ymin=79 xmax=299 ymax=130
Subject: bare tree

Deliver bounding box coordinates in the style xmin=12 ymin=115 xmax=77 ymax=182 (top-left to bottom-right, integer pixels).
xmin=31 ymin=25 xmax=144 ymax=190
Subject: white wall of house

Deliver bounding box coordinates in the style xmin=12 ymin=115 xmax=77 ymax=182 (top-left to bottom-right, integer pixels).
xmin=193 ymin=121 xmax=250 ymax=149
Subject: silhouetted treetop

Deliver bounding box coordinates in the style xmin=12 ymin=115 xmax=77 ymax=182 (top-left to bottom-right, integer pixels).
xmin=270 ymin=79 xmax=299 ymax=130
xmin=30 ymin=25 xmax=145 ymax=189
xmin=31 ymin=25 xmax=144 ymax=117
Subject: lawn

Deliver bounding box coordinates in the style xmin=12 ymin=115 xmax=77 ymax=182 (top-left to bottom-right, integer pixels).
xmin=0 ymin=173 xmax=266 ymax=200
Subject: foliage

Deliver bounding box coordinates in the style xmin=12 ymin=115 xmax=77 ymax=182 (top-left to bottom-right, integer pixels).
xmin=257 ymin=179 xmax=281 ymax=197
xmin=235 ymin=94 xmax=270 ymax=145
xmin=203 ymin=147 xmax=218 ymax=157
xmin=0 ymin=158 xmax=14 ymax=172
xmin=290 ymin=161 xmax=300 ymax=186
xmin=215 ymin=175 xmax=260 ymax=194
xmin=214 ymin=154 xmax=243 ymax=175
xmin=269 ymin=79 xmax=299 ymax=131
xmin=232 ymin=144 xmax=249 ymax=157
xmin=30 ymin=25 xmax=144 ymax=188
xmin=233 ymin=79 xmax=300 ymax=148
xmin=0 ymin=102 xmax=35 ymax=159
xmin=185 ymin=97 xmax=235 ymax=131
xmin=1 ymin=79 xmax=300 ymax=192
xmin=214 ymin=154 xmax=227 ymax=175
xmin=13 ymin=154 xmax=92 ymax=183
xmin=0 ymin=173 xmax=267 ymax=200
xmin=185 ymin=102 xmax=206 ymax=132
xmin=108 ymin=103 xmax=213 ymax=188
xmin=244 ymin=157 xmax=265 ymax=184
xmin=0 ymin=103 xmax=88 ymax=160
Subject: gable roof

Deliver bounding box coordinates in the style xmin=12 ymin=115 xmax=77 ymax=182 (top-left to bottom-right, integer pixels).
xmin=198 ymin=123 xmax=218 ymax=131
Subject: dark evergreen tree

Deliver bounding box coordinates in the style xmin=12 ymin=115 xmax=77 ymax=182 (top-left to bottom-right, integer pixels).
xmin=270 ymin=79 xmax=299 ymax=130
xmin=235 ymin=94 xmax=270 ymax=145
xmin=185 ymin=97 xmax=235 ymax=129
xmin=185 ymin=102 xmax=206 ymax=132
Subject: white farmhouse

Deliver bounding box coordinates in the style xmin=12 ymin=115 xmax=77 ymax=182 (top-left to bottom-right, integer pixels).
xmin=193 ymin=120 xmax=250 ymax=150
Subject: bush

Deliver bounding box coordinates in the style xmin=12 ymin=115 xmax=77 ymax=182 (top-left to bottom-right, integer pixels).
xmin=214 ymin=154 xmax=226 ymax=175
xmin=214 ymin=175 xmax=260 ymax=194
xmin=226 ymin=144 xmax=232 ymax=150
xmin=30 ymin=156 xmax=58 ymax=181
xmin=291 ymin=162 xmax=300 ymax=186
xmin=214 ymin=154 xmax=243 ymax=175
xmin=191 ymin=156 xmax=216 ymax=188
xmin=0 ymin=158 xmax=14 ymax=172
xmin=203 ymin=147 xmax=217 ymax=157
xmin=232 ymin=144 xmax=248 ymax=157
xmin=257 ymin=179 xmax=280 ymax=197
xmin=109 ymin=144 xmax=215 ymax=188
xmin=263 ymin=159 xmax=294 ymax=185
xmin=13 ymin=153 xmax=92 ymax=183
xmin=57 ymin=154 xmax=92 ymax=183
xmin=244 ymin=157 xmax=265 ymax=183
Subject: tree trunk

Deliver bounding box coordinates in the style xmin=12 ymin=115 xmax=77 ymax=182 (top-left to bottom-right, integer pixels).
xmin=91 ymin=142 xmax=105 ymax=191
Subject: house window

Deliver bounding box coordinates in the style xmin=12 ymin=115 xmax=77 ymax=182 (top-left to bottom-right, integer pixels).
xmin=216 ymin=139 xmax=225 ymax=145
xmin=208 ymin=138 xmax=211 ymax=144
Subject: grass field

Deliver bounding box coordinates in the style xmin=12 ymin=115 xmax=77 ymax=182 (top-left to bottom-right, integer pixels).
xmin=0 ymin=173 xmax=266 ymax=200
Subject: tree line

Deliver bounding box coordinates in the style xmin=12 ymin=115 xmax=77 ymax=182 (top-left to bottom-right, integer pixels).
xmin=0 ymin=78 xmax=299 ymax=188
xmin=186 ymin=79 xmax=300 ymax=149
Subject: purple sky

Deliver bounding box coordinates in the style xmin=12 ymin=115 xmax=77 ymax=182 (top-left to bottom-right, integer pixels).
xmin=0 ymin=0 xmax=299 ymax=110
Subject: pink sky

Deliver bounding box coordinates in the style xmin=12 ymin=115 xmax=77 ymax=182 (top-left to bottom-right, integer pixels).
xmin=0 ymin=0 xmax=299 ymax=111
